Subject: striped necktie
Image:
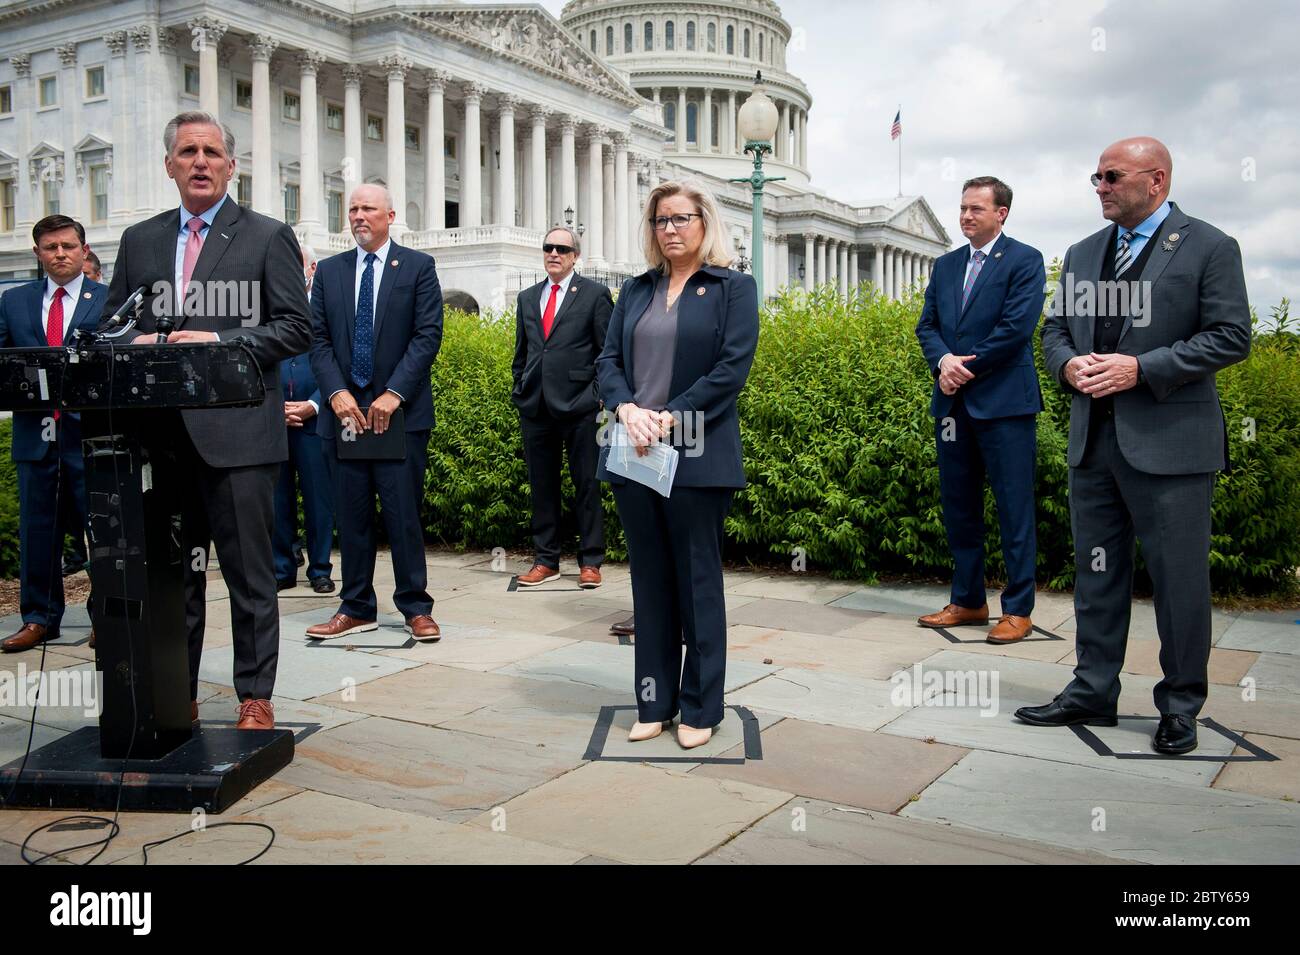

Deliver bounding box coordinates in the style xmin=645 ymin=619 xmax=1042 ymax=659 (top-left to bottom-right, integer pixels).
xmin=1114 ymin=229 xmax=1136 ymax=277
xmin=961 ymin=251 xmax=986 ymax=310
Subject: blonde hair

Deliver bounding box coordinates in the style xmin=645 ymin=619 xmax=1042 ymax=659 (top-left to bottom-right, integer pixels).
xmin=641 ymin=178 xmax=736 ymax=273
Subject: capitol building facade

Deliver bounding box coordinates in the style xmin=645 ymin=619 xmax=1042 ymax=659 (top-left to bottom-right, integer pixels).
xmin=0 ymin=0 xmax=949 ymax=310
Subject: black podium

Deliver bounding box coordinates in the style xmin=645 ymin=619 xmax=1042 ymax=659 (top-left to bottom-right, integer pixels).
xmin=0 ymin=337 xmax=294 ymax=812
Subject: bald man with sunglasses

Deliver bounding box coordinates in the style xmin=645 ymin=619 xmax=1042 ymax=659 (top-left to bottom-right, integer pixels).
xmin=511 ymin=228 xmax=614 ymax=588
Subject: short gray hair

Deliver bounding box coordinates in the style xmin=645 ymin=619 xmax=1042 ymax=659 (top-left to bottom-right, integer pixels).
xmin=545 ymin=225 xmax=581 ymax=257
xmin=301 ymin=244 xmax=318 ymax=267
xmin=348 ymin=183 xmax=396 ymax=211
xmin=163 ymin=111 xmax=236 ymax=158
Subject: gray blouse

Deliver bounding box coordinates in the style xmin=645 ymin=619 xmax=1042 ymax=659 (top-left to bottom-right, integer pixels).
xmin=631 ymin=277 xmax=679 ymax=411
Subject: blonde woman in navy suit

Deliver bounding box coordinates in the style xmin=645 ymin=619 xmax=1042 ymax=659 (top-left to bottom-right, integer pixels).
xmin=595 ymin=179 xmax=759 ymax=749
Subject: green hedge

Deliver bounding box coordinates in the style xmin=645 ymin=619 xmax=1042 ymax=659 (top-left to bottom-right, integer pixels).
xmin=5 ymin=296 xmax=1297 ymax=598
xmin=424 ymin=291 xmax=1300 ymax=598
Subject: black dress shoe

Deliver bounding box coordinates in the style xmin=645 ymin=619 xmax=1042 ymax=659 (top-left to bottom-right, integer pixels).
xmin=1153 ymin=714 xmax=1198 ymax=754
xmin=311 ymin=577 xmax=336 ymax=594
xmin=1014 ymin=696 xmax=1118 ymax=727
xmin=62 ymin=556 xmax=86 ymax=577
xmin=609 ymin=615 xmax=635 ymax=636
xmin=276 ymin=578 xmax=297 ymax=592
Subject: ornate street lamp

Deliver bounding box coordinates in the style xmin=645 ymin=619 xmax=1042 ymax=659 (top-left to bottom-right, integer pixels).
xmin=735 ymin=241 xmax=750 ymax=274
xmin=730 ymin=71 xmax=785 ymax=295
xmin=563 ymin=206 xmax=575 ymax=227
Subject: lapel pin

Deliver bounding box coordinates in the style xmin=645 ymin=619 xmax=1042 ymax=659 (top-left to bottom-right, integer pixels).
xmin=993 ymin=251 xmax=1003 ymax=258
xmin=1169 ymin=232 xmax=1179 ymax=242
xmin=83 ymin=291 xmax=92 ymax=300
xmin=696 ymin=287 xmax=706 ymax=296
xmin=1161 ymin=240 xmax=1176 ymax=252
xmin=391 ymin=259 xmax=399 ymax=267
xmin=220 ymin=233 xmax=230 ymax=240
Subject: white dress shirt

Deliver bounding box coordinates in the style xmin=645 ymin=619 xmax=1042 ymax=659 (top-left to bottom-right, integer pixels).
xmin=353 ymin=238 xmax=392 ymax=322
xmin=538 ymin=269 xmax=575 ymax=318
xmin=963 ymin=233 xmax=1001 ymax=290
xmin=41 ymin=273 xmax=85 ymax=342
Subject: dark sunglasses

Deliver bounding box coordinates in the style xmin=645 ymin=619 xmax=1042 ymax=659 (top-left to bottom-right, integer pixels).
xmin=1090 ymin=167 xmax=1158 ymax=187
xmin=542 ymin=243 xmax=575 ymax=255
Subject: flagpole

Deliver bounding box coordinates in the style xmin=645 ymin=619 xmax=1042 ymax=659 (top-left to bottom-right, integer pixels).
xmin=896 ymin=104 xmax=902 ymax=197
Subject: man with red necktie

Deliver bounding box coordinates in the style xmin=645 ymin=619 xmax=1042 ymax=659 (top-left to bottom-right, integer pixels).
xmin=0 ymin=216 xmax=107 ymax=651
xmin=511 ymin=228 xmax=613 ymax=589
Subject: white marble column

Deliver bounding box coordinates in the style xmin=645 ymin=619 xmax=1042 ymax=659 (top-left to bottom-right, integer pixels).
xmin=496 ymin=94 xmax=518 ymax=227
xmin=816 ymin=237 xmax=827 ymax=286
xmin=103 ymin=35 xmax=130 ymax=219
xmin=777 ymin=100 xmax=788 ymax=161
xmin=872 ymin=243 xmax=884 ymax=292
xmin=602 ymin=136 xmax=615 ymax=257
xmin=249 ymin=35 xmax=279 ymax=216
xmin=425 ymin=70 xmax=448 ymax=230
xmin=460 ymin=82 xmax=483 ymax=227
xmin=849 ymin=246 xmax=859 ymax=290
xmin=188 ymin=16 xmax=226 ymax=117
xmin=613 ymin=134 xmax=629 ymax=267
xmin=560 ymin=118 xmax=576 ymax=221
xmin=727 ymin=90 xmax=737 ymax=153
xmin=883 ymin=244 xmax=894 ymax=298
xmin=676 ymin=88 xmax=687 ymax=151
xmin=129 ymin=26 xmax=163 ymax=212
xmin=629 ymin=157 xmax=642 ymax=264
xmin=799 ymin=109 xmax=808 ymax=167
xmin=343 ymin=65 xmax=364 ymax=196
xmin=296 ymin=51 xmax=325 ymax=235
xmin=802 ymin=233 xmax=814 ymax=291
xmin=379 ymin=55 xmax=411 ymax=233
xmin=529 ymin=106 xmax=549 ymax=231
xmin=892 ymin=248 xmax=904 ymax=299
xmin=10 ymin=54 xmax=33 ymax=230
xmin=701 ymin=88 xmax=712 ymax=154
xmin=838 ymin=243 xmax=849 ymax=297
xmin=55 ymin=44 xmax=78 ymax=218
xmin=585 ymin=127 xmax=605 ymax=265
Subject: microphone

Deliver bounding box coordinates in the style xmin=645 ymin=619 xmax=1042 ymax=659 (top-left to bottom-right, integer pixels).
xmin=102 ymin=286 xmax=148 ymax=329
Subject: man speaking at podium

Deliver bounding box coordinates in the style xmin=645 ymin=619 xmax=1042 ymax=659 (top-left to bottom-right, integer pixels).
xmin=102 ymin=111 xmax=312 ymax=729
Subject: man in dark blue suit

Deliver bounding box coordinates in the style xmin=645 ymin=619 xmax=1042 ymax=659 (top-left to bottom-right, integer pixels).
xmin=0 ymin=215 xmax=107 ymax=651
xmin=306 ymin=185 xmax=443 ymax=641
xmin=274 ymin=244 xmax=336 ymax=594
xmin=915 ymin=177 xmax=1046 ymax=643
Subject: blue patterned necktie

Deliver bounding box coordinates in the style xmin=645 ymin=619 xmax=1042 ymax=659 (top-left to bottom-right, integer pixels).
xmin=352 ymin=251 xmax=377 ymax=389
xmin=961 ymin=250 xmax=986 ymax=310
xmin=1114 ymin=229 xmax=1136 ymax=277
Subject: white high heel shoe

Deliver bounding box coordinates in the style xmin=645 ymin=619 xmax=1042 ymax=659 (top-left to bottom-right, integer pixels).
xmin=676 ymin=724 xmax=713 ymax=749
xmin=628 ymin=720 xmax=673 ymax=742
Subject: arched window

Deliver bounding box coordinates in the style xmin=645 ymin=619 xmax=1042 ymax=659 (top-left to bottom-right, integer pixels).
xmin=686 ymin=22 xmax=696 ymax=51
xmin=644 ymin=21 xmax=653 ymax=50
xmin=663 ymin=101 xmax=676 ymax=133
xmin=624 ymin=22 xmax=633 ymax=52
xmin=707 ymin=22 xmax=717 ymax=52
xmin=743 ymin=28 xmax=750 ymax=58
xmin=606 ymin=26 xmax=614 ymax=55
xmin=590 ymin=30 xmax=596 ymax=53
xmin=665 ymin=21 xmax=675 ymax=50
xmin=726 ymin=25 xmax=734 ymax=55
xmin=686 ymin=102 xmax=697 ymax=144
xmin=710 ymin=104 xmax=719 ymax=148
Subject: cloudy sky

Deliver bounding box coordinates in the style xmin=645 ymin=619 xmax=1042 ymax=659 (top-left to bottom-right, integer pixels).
xmin=539 ymin=0 xmax=1297 ymax=312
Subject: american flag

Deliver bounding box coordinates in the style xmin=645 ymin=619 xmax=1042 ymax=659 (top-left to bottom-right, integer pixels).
xmin=890 ymin=110 xmax=902 ymax=140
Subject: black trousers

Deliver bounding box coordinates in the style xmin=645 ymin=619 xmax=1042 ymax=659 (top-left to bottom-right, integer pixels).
xmin=162 ymin=426 xmax=281 ymax=703
xmin=613 ymin=481 xmax=733 ymax=728
xmin=1062 ymin=417 xmax=1215 ymax=717
xmin=323 ymin=430 xmax=432 ymax=621
xmin=520 ymin=406 xmax=604 ymax=569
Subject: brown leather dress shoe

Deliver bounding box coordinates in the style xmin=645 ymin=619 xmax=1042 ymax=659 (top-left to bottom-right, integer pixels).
xmin=236 ymin=699 xmax=275 ymax=730
xmin=917 ymin=603 xmax=989 ymax=629
xmin=517 ymin=563 xmax=561 ymax=586
xmin=87 ymin=629 xmax=96 ymax=649
xmin=305 ymin=613 xmax=378 ymax=639
xmin=987 ymin=614 xmax=1032 ymax=644
xmin=609 ymin=615 xmax=635 ymax=636
xmin=405 ymin=615 xmax=441 ymax=642
xmin=579 ymin=566 xmax=602 ymax=589
xmin=1 ymin=623 xmax=57 ymax=653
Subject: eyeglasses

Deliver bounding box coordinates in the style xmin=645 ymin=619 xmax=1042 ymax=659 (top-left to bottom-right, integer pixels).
xmin=1090 ymin=167 xmax=1159 ymax=187
xmin=542 ymin=243 xmax=575 ymax=255
xmin=650 ymin=213 xmax=703 ymax=231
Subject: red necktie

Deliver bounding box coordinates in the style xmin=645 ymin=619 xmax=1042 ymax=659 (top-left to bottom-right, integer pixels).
xmin=48 ymin=287 xmax=64 ymax=420
xmin=541 ymin=284 xmax=560 ymax=339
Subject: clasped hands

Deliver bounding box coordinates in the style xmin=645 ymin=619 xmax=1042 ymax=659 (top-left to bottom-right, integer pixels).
xmin=1064 ymin=353 xmax=1140 ymax=397
xmin=618 ymin=403 xmax=674 ymax=458
xmin=331 ymin=389 xmax=402 ymax=435
xmin=938 ymin=353 xmax=976 ymax=396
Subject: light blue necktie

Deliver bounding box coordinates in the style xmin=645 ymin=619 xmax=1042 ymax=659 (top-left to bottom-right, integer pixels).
xmin=352 ymin=252 xmax=376 ymax=389
xmin=961 ymin=250 xmax=986 ymax=311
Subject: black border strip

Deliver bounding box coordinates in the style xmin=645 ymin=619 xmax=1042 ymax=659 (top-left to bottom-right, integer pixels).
xmin=933 ymin=625 xmax=1066 ymax=644
xmin=582 ymin=704 xmax=764 ymax=765
xmin=1069 ymin=716 xmax=1280 ymax=762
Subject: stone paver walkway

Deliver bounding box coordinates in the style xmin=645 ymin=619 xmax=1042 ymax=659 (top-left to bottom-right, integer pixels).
xmin=2 ymin=549 xmax=1297 ymax=864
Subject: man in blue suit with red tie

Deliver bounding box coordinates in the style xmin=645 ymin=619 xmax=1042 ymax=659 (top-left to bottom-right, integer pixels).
xmin=0 ymin=215 xmax=107 ymax=651
xmin=915 ymin=177 xmax=1046 ymax=643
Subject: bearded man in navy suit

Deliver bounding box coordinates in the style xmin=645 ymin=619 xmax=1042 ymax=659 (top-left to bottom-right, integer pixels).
xmin=915 ymin=177 xmax=1047 ymax=644
xmin=0 ymin=215 xmax=107 ymax=651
